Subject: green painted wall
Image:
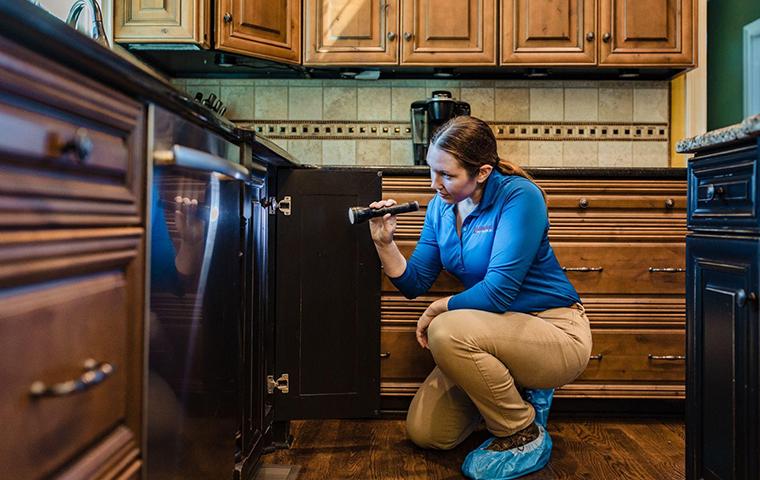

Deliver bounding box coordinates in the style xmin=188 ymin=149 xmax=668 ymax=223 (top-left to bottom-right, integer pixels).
xmin=707 ymin=1 xmax=760 ymax=130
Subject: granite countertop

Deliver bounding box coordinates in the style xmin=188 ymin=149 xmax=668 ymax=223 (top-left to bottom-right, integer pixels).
xmin=0 ymin=1 xmax=301 ymax=168
xmin=316 ymin=166 xmax=687 ymax=178
xmin=676 ymin=114 xmax=760 ymax=154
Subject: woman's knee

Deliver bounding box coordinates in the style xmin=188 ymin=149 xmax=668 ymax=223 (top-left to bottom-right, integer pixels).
xmin=405 ymin=417 xmax=459 ymax=450
xmin=427 ymin=311 xmax=467 ymax=354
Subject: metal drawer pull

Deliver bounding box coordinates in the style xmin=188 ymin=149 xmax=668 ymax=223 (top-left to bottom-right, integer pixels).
xmin=60 ymin=128 xmax=93 ymax=163
xmin=29 ymin=358 xmax=114 ymax=398
xmin=648 ymin=354 xmax=685 ymax=361
xmin=578 ymin=198 xmax=589 ymax=209
xmin=589 ymin=354 xmax=603 ymax=360
xmin=648 ymin=267 xmax=686 ymax=273
xmin=665 ymin=198 xmax=675 ymax=209
xmin=380 ymin=352 xmax=391 ymax=359
xmin=562 ymin=266 xmax=603 ymax=272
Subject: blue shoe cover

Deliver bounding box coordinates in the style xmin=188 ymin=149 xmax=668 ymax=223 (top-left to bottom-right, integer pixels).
xmin=524 ymin=388 xmax=554 ymax=428
xmin=461 ymin=425 xmax=552 ymax=480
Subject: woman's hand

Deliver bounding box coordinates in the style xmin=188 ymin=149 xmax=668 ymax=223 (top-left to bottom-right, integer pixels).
xmin=416 ymin=296 xmax=451 ymax=349
xmin=368 ymin=199 xmax=398 ymax=246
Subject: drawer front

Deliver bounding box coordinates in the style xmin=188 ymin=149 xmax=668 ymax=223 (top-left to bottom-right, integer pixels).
xmin=580 ymin=329 xmax=685 ymax=382
xmin=0 ymin=41 xmax=144 ymax=228
xmin=379 ymin=328 xmax=685 ymax=390
xmin=688 ymin=143 xmax=759 ymax=231
xmin=381 ymin=327 xmax=436 ymax=383
xmin=553 ymin=242 xmax=685 ymax=294
xmin=0 ymin=272 xmax=130 ymax=479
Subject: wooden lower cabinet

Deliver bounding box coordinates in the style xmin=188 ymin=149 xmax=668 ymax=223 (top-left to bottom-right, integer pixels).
xmin=380 ymin=173 xmax=687 ymax=406
xmin=0 ymin=39 xmax=145 ymax=479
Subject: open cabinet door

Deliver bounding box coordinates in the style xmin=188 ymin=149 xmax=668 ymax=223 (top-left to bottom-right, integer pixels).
xmin=272 ymin=169 xmax=382 ymax=420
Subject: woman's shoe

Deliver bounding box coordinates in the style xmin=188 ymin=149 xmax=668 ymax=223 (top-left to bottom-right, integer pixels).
xmin=461 ymin=423 xmax=552 ymax=480
xmin=524 ymin=388 xmax=554 ymax=428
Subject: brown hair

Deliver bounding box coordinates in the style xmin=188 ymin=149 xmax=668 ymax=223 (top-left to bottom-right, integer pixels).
xmin=429 ymin=115 xmax=545 ymax=199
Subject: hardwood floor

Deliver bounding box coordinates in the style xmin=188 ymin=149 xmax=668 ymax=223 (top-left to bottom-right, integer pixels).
xmin=259 ymin=417 xmax=684 ymax=479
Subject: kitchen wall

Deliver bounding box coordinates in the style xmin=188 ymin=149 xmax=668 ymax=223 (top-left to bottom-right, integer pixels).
xmin=174 ymin=78 xmax=670 ymax=168
xmin=707 ymin=2 xmax=760 ymax=130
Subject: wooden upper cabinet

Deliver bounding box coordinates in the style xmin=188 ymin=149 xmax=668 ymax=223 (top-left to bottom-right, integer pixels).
xmin=599 ymin=0 xmax=695 ymax=66
xmin=216 ymin=0 xmax=301 ymax=64
xmin=114 ymin=0 xmax=210 ymax=46
xmin=401 ymin=0 xmax=497 ymax=65
xmin=501 ymin=0 xmax=596 ymax=65
xmin=305 ymin=0 xmax=398 ymax=65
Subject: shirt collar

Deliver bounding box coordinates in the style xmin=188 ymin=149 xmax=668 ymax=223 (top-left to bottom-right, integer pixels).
xmin=478 ymin=168 xmax=505 ymax=211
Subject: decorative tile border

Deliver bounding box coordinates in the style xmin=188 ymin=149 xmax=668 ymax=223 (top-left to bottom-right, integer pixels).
xmin=236 ymin=120 xmax=668 ymax=142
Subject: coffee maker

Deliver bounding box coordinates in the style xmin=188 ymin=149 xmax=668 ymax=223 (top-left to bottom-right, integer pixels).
xmin=410 ymin=91 xmax=470 ymax=165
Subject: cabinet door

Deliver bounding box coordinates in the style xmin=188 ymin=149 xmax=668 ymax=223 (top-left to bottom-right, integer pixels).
xmin=305 ymin=0 xmax=399 ymax=65
xmin=401 ymin=0 xmax=496 ymax=65
xmin=114 ymin=0 xmax=210 ymax=46
xmin=686 ymin=236 xmax=759 ymax=480
xmin=599 ymin=0 xmax=694 ymax=66
xmin=501 ymin=0 xmax=596 ymax=65
xmin=273 ymin=170 xmax=381 ymax=420
xmin=216 ymin=0 xmax=301 ymax=64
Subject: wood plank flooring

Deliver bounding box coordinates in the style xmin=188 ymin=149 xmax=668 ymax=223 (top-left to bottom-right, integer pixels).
xmin=259 ymin=418 xmax=684 ymax=479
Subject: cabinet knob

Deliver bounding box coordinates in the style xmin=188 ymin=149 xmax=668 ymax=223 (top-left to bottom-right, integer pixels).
xmin=602 ymin=32 xmax=611 ymax=43
xmin=578 ymin=197 xmax=589 ymax=209
xmin=665 ymin=198 xmax=675 ymax=209
xmin=586 ymin=32 xmax=595 ymax=42
xmin=736 ymin=289 xmax=756 ymax=307
xmin=403 ymin=32 xmax=413 ymax=41
xmin=60 ymin=128 xmax=93 ymax=164
xmin=223 ymin=12 xmax=233 ymax=23
xmin=380 ymin=352 xmax=391 ymax=358
xmin=387 ymin=31 xmax=396 ymax=41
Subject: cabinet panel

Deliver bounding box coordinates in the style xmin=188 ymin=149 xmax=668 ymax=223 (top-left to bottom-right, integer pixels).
xmin=217 ymin=0 xmax=301 ymax=64
xmin=553 ymin=242 xmax=685 ymax=295
xmin=305 ymin=0 xmax=398 ymax=65
xmin=0 ymin=273 xmax=131 ymax=479
xmin=686 ymin=235 xmax=759 ymax=480
xmin=401 ymin=0 xmax=496 ymax=65
xmin=274 ymin=170 xmax=381 ymax=419
xmin=502 ymin=0 xmax=596 ymax=65
xmin=0 ymin=41 xmax=144 ymax=228
xmin=115 ymin=0 xmax=209 ymax=45
xmin=599 ymin=0 xmax=694 ymax=66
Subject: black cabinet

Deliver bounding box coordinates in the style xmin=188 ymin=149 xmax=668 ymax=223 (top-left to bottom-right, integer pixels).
xmin=236 ymin=167 xmax=382 ymax=478
xmin=686 ymin=139 xmax=760 ymax=480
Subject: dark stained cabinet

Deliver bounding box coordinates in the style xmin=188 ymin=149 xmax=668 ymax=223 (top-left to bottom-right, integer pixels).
xmin=686 ymin=140 xmax=760 ymax=480
xmin=270 ymin=169 xmax=382 ymax=421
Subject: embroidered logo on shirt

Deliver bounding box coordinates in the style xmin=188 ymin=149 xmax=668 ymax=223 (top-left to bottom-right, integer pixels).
xmin=473 ymin=225 xmax=494 ymax=234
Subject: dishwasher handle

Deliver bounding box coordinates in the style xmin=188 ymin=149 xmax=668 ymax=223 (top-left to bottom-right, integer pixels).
xmin=154 ymin=145 xmax=262 ymax=186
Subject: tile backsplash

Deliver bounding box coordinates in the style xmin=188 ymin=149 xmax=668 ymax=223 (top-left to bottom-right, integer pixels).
xmin=175 ymin=78 xmax=670 ymax=168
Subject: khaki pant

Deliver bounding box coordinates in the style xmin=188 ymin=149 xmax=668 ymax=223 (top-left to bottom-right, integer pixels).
xmin=406 ymin=304 xmax=592 ymax=450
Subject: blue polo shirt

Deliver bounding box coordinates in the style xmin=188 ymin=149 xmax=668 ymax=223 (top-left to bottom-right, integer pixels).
xmin=390 ymin=170 xmax=580 ymax=313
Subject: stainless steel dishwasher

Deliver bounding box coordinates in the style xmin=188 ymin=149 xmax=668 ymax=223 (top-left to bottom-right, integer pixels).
xmin=145 ymin=105 xmax=264 ymax=480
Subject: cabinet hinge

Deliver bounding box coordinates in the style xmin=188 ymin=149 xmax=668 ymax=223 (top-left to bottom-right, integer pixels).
xmin=267 ymin=374 xmax=289 ymax=394
xmin=262 ymin=196 xmax=292 ymax=216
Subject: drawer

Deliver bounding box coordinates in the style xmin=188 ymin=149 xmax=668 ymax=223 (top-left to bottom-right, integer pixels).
xmin=553 ymin=242 xmax=685 ymax=294
xmin=0 ymin=42 xmax=144 ymax=228
xmin=380 ymin=327 xmax=436 ymax=383
xmin=380 ymin=327 xmax=685 ymax=385
xmin=579 ymin=329 xmax=685 ymax=383
xmin=0 ymin=272 xmax=130 ymax=479
xmin=688 ymin=143 xmax=759 ymax=231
